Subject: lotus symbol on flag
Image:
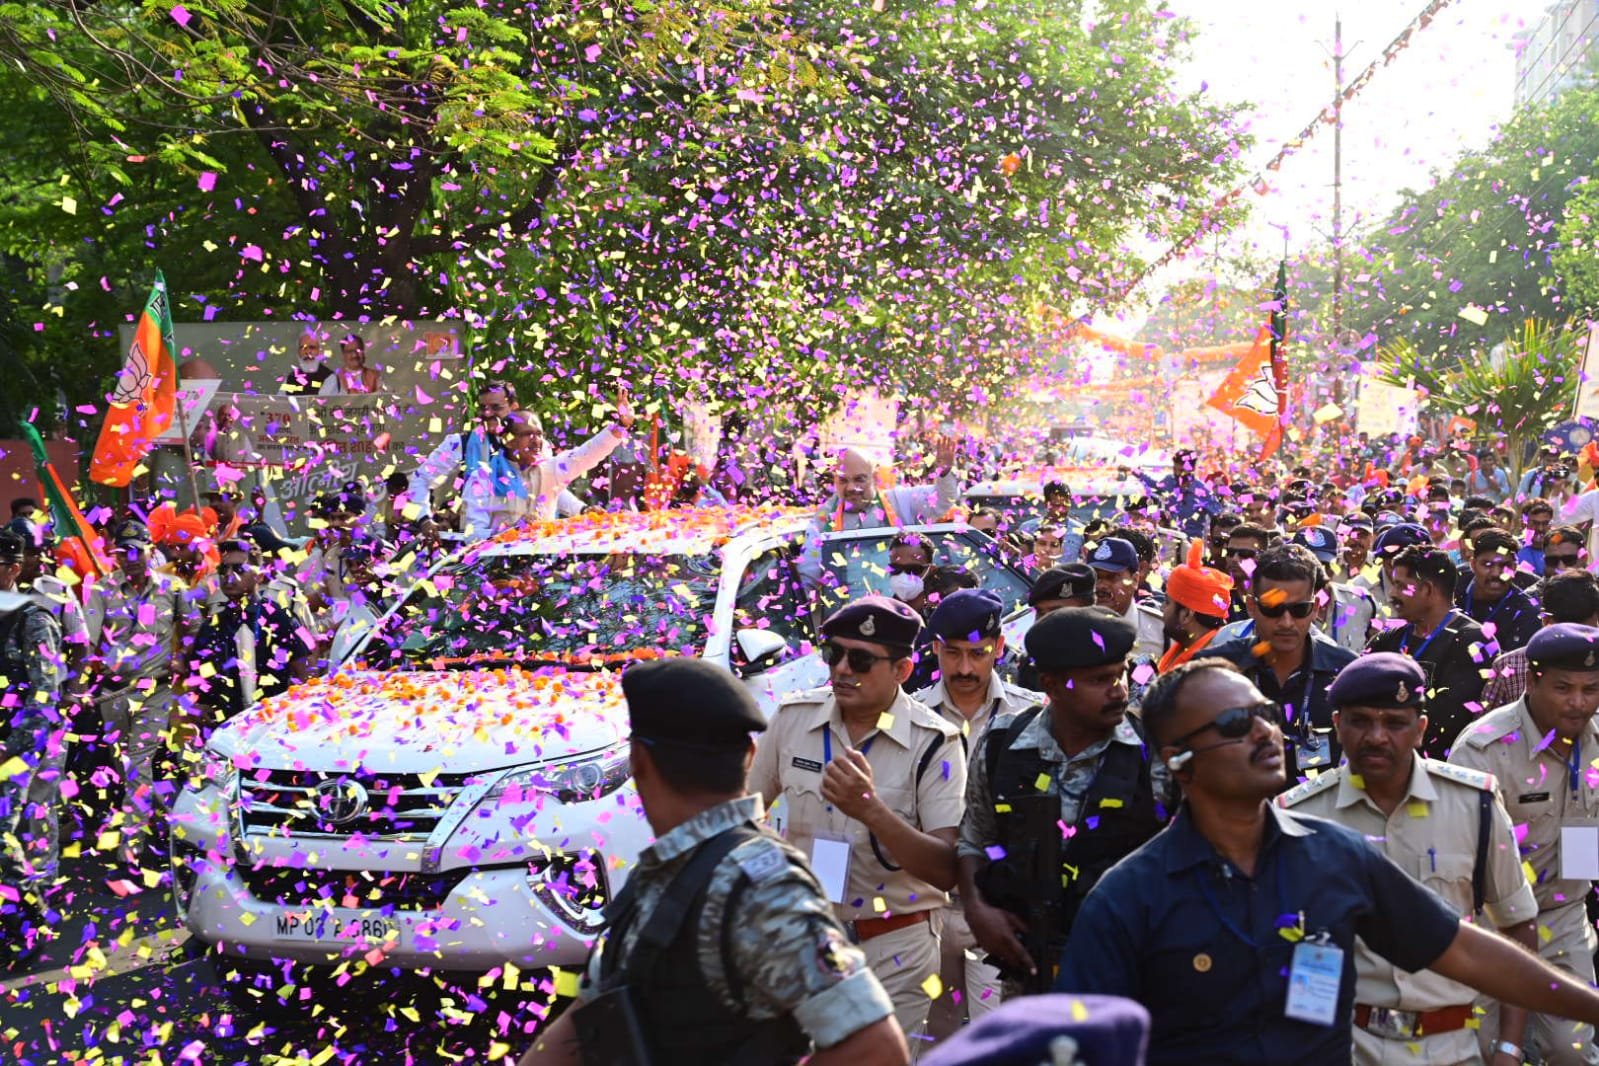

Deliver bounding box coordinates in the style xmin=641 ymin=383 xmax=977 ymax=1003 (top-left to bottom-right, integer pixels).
xmin=1237 ymin=362 xmax=1278 ymax=417
xmin=111 ymin=339 xmax=155 ymax=404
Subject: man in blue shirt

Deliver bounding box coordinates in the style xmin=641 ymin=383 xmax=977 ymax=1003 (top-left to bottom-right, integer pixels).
xmin=1055 ymin=658 xmax=1599 ymax=1066
xmin=1123 ymin=450 xmax=1218 ymax=539
xmin=1456 ymin=528 xmax=1541 ymax=654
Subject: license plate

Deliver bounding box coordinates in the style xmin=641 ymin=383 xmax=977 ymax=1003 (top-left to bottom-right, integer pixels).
xmin=272 ymin=910 xmax=399 ymax=944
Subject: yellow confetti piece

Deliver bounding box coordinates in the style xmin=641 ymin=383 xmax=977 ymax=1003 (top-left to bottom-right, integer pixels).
xmin=0 ymin=756 xmax=27 ymax=781
xmin=1349 ymin=773 xmax=1365 ymax=791
xmin=1034 ymin=772 xmax=1053 ymax=792
xmin=60 ymin=196 xmax=77 ymax=215
xmin=1406 ymin=801 xmax=1429 ymax=818
xmin=1070 ymin=998 xmax=1089 ymax=1022
xmin=1279 ymin=926 xmax=1304 ymax=943
xmin=552 ymin=967 xmax=580 ymax=998
xmin=239 ymin=911 xmax=256 ymax=926
xmin=872 ymin=896 xmax=887 ymax=913
xmin=95 ymin=831 xmax=120 ymax=852
xmin=1099 ymin=797 xmax=1124 ymax=809
xmin=503 ymin=961 xmax=521 ymax=990
xmin=1458 ymin=304 xmax=1489 ymax=326
xmin=876 ymin=713 xmax=895 ymax=731
xmin=1539 ymin=920 xmax=1553 ymax=945
xmin=489 ymin=1044 xmax=512 ymax=1060
xmin=994 ymin=802 xmax=1012 ymax=813
xmin=921 ymin=973 xmax=943 ymax=1000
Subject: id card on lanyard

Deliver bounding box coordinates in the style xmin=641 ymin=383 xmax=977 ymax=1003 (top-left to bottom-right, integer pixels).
xmin=810 ymin=728 xmax=878 ymax=903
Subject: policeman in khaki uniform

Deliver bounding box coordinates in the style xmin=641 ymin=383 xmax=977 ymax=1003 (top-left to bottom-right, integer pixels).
xmin=912 ymin=589 xmax=1040 ymax=1025
xmin=752 ymin=595 xmax=967 ymax=1049
xmin=1450 ymin=624 xmax=1599 ymax=1066
xmin=518 ymin=659 xmax=906 ymax=1066
xmin=1281 ymin=654 xmax=1539 ymax=1066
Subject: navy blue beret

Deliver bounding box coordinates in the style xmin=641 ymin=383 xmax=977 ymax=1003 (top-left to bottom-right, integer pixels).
xmin=1030 ymin=563 xmax=1096 ymax=607
xmin=821 ymin=593 xmax=923 ymax=649
xmin=927 ymin=588 xmax=1005 ymax=642
xmin=1291 ymin=526 xmax=1338 ymax=564
xmin=922 ymin=994 xmax=1149 ymax=1066
xmin=1326 ymin=652 xmax=1426 ymax=710
xmin=1374 ymin=523 xmax=1430 ymax=555
xmin=1527 ymin=623 xmax=1599 ymax=672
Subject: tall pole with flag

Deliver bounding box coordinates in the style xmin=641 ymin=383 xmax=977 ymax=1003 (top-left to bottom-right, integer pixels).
xmin=1266 ymin=258 xmax=1290 ymax=460
xmin=89 ymin=270 xmax=206 ymax=510
xmin=20 ymin=421 xmax=112 ymax=582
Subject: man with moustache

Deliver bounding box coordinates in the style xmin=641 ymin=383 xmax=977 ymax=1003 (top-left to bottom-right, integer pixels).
xmin=1457 ymin=528 xmax=1542 ymax=654
xmin=1083 ymin=536 xmax=1163 ymax=660
xmin=1207 ymin=543 xmax=1355 ymax=776
xmin=1055 ymin=657 xmax=1599 ymax=1066
xmin=913 ymin=588 xmax=1040 ymax=1025
xmin=956 ymin=607 xmax=1168 ymax=1003
xmin=1282 ymin=654 xmax=1539 ymax=1066
xmin=752 ymin=595 xmax=966 ymax=1047
xmin=1451 ymin=624 xmax=1599 ymax=1065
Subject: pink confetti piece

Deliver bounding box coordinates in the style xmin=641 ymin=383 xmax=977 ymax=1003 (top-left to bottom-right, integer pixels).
xmin=197 ymin=171 xmax=216 ymax=192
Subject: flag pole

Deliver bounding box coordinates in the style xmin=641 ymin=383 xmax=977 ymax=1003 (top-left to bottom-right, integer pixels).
xmin=154 ymin=270 xmax=208 ymax=520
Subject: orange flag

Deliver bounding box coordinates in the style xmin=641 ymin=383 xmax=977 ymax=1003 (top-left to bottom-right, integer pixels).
xmin=90 ymin=271 xmax=179 ymax=486
xmin=1205 ymin=324 xmax=1283 ymax=458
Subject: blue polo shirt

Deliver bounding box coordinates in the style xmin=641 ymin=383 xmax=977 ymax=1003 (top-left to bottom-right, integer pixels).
xmin=1055 ymin=803 xmax=1461 ymax=1066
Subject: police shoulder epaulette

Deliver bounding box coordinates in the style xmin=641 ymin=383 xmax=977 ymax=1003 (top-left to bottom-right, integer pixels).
xmin=1135 ymin=601 xmax=1163 ymax=621
xmin=907 ymin=698 xmax=961 ymax=737
xmin=1277 ymin=769 xmax=1341 ymax=809
xmin=777 ymin=686 xmax=830 ymax=708
xmin=1454 ymin=706 xmax=1519 ymax=749
xmin=1004 ymin=682 xmax=1045 ymax=705
xmin=1424 ymin=758 xmax=1497 ymax=792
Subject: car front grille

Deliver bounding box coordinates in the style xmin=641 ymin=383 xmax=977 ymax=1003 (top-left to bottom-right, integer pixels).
xmin=237 ymin=768 xmax=475 ymax=840
xmin=238 ymin=864 xmax=472 ymax=911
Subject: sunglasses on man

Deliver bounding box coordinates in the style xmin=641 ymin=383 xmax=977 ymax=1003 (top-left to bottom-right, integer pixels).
xmin=1546 ymin=551 xmax=1584 ymax=572
xmin=1169 ymin=701 xmax=1281 ymax=749
xmin=820 ymin=641 xmax=897 ymax=673
xmin=1253 ymin=596 xmax=1316 ymax=619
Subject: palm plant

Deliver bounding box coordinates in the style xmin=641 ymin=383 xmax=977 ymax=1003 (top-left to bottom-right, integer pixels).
xmin=1375 ymin=318 xmax=1581 ymax=481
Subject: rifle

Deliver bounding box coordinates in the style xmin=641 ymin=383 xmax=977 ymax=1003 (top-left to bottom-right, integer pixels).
xmin=1008 ymin=792 xmax=1065 ymax=994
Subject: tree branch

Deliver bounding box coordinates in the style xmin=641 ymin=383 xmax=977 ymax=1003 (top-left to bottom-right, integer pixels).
xmin=411 ymin=141 xmax=576 ymax=255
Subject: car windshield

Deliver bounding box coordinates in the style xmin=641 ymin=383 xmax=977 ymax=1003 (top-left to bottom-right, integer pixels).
xmin=384 ymin=550 xmax=723 ymax=666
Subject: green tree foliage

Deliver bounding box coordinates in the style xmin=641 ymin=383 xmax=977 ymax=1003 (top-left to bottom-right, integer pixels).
xmin=0 ymin=0 xmax=1248 ymax=438
xmin=1374 ymin=318 xmax=1579 ymax=478
xmin=1345 ymin=89 xmax=1599 ymax=357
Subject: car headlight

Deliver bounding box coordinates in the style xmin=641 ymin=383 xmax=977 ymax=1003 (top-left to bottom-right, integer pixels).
xmin=196 ymin=749 xmax=238 ymax=794
xmin=482 ymin=744 xmax=631 ymax=805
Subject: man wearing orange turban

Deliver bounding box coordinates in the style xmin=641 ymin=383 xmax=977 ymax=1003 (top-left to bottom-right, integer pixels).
xmin=1157 ymin=541 xmax=1234 ymax=675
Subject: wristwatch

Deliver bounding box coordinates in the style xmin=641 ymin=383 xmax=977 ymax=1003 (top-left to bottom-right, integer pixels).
xmin=1494 ymin=1041 xmax=1526 ymax=1063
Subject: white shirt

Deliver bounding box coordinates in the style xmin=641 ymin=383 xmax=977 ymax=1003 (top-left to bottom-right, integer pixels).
xmin=1561 ymin=488 xmax=1599 ymax=567
xmin=461 ymin=425 xmax=628 ymax=538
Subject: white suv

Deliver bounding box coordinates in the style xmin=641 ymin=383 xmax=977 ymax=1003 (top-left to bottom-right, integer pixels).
xmin=170 ymin=507 xmax=1033 ymax=992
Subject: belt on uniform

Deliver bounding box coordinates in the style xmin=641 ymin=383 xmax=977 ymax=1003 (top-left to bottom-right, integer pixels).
xmin=850 ymin=910 xmax=930 ymax=944
xmin=1353 ymin=1002 xmax=1476 ymax=1039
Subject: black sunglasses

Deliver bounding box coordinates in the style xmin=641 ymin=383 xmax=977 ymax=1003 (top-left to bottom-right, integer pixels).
xmin=888 ymin=562 xmax=931 ymax=577
xmin=1254 ymin=597 xmax=1316 ymax=619
xmin=821 ymin=642 xmax=896 ymax=673
xmin=1170 ymin=702 xmax=1280 ymax=749
xmin=1546 ymin=553 xmax=1583 ymax=571
xmin=1224 ymin=547 xmax=1259 ymax=559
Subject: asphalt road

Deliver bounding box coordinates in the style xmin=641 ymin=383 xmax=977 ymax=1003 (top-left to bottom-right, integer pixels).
xmin=1 ymin=847 xmax=558 ymax=1065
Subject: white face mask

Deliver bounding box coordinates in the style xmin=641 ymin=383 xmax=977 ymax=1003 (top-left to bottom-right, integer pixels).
xmin=888 ymin=572 xmax=925 ymax=602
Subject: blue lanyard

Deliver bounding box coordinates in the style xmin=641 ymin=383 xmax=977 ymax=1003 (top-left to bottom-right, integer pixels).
xmin=1464 ymin=587 xmax=1508 ymax=628
xmin=1403 ymin=615 xmax=1451 ymax=659
xmin=1571 ymin=740 xmax=1583 ymax=801
xmin=1194 ymin=853 xmax=1292 ymax=950
xmin=822 ymin=729 xmax=876 ymax=763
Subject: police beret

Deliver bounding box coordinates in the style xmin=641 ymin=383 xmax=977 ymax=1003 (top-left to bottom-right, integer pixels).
xmin=927 ymin=588 xmax=1005 ymax=642
xmin=1029 ymin=563 xmax=1096 ymax=607
xmin=622 ymin=658 xmax=766 ymax=749
xmin=921 ymin=994 xmax=1150 ymax=1066
xmin=1341 ymin=513 xmax=1374 ymax=531
xmin=821 ymin=594 xmax=923 ymax=650
xmin=1084 ymin=537 xmax=1139 ymax=573
xmin=112 ymin=519 xmax=152 ymax=548
xmin=1526 ymin=623 xmax=1599 ymax=672
xmin=1326 ymin=652 xmax=1426 ymax=710
xmin=0 ymin=529 xmax=22 ymax=565
xmin=1024 ymin=606 xmax=1136 ymax=674
xmin=1291 ymin=526 xmax=1338 ymax=564
xmin=1374 ymin=523 xmax=1430 ymax=555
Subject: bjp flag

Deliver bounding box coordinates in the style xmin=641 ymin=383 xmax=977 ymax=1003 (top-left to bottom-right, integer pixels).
xmin=1206 ymin=262 xmax=1288 ymax=460
xmin=20 ymin=421 xmax=111 ymax=581
xmin=90 ymin=271 xmax=179 ymax=487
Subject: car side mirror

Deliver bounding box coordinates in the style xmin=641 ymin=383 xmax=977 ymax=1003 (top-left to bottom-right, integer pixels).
xmin=735 ymin=628 xmax=790 ymax=674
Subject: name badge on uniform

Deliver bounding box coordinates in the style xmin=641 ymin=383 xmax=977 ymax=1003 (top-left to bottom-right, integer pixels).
xmin=810 ymin=837 xmax=852 ymax=903
xmin=791 ymin=756 xmax=824 ymax=773
xmin=1560 ymin=822 xmax=1599 ymax=881
xmin=1284 ymin=942 xmax=1343 ymax=1026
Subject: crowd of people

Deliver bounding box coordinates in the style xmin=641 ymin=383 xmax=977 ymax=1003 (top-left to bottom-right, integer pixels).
xmin=15 ymin=394 xmax=1599 ymax=1064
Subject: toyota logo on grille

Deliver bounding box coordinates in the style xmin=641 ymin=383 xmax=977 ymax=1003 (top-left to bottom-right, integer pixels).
xmin=314 ymin=778 xmax=370 ymax=825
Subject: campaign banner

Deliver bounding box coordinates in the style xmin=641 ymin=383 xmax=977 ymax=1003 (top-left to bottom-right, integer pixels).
xmin=1355 ymin=375 xmax=1420 ymax=437
xmin=1574 ymin=321 xmax=1599 ymax=421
